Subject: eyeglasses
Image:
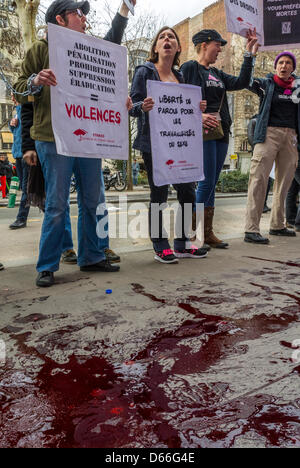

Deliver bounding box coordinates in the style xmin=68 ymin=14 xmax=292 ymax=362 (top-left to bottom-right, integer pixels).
xmin=65 ymin=8 xmax=84 ymax=18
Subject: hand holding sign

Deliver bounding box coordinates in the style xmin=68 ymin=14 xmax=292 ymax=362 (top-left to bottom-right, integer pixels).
xmin=246 ymin=28 xmax=259 ymax=54
xmin=122 ymin=0 xmax=135 ymax=16
xmin=142 ymin=97 xmax=155 ymax=112
xmin=33 ymin=69 xmax=57 ymax=87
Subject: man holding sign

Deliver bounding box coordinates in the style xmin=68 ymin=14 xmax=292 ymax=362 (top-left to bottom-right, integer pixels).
xmin=14 ymin=0 xmax=136 ymax=287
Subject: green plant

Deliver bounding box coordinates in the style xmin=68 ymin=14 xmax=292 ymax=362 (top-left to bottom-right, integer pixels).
xmin=216 ymin=171 xmax=250 ymax=193
xmin=138 ymin=171 xmax=148 ymax=185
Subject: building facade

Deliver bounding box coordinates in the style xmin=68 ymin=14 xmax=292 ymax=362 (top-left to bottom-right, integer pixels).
xmin=173 ymin=0 xmax=300 ymax=173
xmin=0 ymin=0 xmax=23 ymax=161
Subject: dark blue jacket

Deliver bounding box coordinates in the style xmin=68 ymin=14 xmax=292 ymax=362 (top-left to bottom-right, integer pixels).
xmin=248 ymin=73 xmax=300 ymax=145
xmin=129 ymin=62 xmax=184 ymax=153
xmin=9 ymin=105 xmax=23 ymax=159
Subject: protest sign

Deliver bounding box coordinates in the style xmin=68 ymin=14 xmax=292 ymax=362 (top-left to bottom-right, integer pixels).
xmin=48 ymin=23 xmax=129 ymax=160
xmin=225 ymin=0 xmax=263 ymax=43
xmin=147 ymin=80 xmax=204 ymax=187
xmin=225 ymin=0 xmax=300 ymax=50
xmin=258 ymin=0 xmax=300 ymax=50
xmin=124 ymin=0 xmax=135 ymax=15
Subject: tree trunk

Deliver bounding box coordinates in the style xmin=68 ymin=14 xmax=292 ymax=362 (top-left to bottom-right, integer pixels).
xmin=15 ymin=0 xmax=40 ymax=51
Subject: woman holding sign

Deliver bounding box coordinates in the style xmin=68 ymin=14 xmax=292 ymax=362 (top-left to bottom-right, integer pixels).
xmin=181 ymin=29 xmax=258 ymax=249
xmin=130 ymin=27 xmax=208 ymax=264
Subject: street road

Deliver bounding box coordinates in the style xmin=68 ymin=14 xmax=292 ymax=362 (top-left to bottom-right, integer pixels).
xmin=0 ymin=196 xmax=272 ymax=268
xmin=2 ymin=193 xmax=300 ymax=449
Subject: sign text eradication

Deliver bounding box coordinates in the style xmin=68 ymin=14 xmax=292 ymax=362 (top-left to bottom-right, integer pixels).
xmin=148 ymin=81 xmax=204 ymax=187
xmin=48 ymin=23 xmax=129 ymax=159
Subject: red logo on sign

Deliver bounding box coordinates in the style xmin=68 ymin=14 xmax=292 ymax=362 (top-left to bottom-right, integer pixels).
xmin=73 ymin=129 xmax=88 ymax=136
xmin=166 ymin=159 xmax=174 ymax=166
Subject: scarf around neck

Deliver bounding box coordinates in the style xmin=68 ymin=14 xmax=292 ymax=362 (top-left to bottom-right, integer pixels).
xmin=273 ymin=74 xmax=295 ymax=95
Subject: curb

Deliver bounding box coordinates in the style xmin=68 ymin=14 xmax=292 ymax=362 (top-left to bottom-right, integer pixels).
xmin=0 ymin=191 xmax=249 ymax=208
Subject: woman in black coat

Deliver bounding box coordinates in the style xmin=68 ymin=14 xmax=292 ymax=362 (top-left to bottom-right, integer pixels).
xmin=181 ymin=29 xmax=258 ymax=249
xmin=130 ymin=26 xmax=207 ymax=264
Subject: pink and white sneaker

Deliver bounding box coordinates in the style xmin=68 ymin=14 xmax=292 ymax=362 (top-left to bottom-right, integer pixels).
xmin=174 ymin=245 xmax=207 ymax=259
xmin=154 ymin=249 xmax=178 ymax=264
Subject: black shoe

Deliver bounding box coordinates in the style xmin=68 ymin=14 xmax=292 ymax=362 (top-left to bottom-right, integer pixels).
xmin=36 ymin=271 xmax=54 ymax=287
xmin=104 ymin=248 xmax=121 ymax=263
xmin=0 ymin=262 xmax=4 ymax=271
xmin=154 ymin=249 xmax=178 ymax=264
xmin=269 ymin=228 xmax=296 ymax=237
xmin=174 ymin=246 xmax=208 ymax=259
xmin=262 ymin=205 xmax=271 ymax=213
xmin=80 ymin=259 xmax=120 ymax=272
xmin=244 ymin=232 xmax=270 ymax=244
xmin=9 ymin=219 xmax=27 ymax=230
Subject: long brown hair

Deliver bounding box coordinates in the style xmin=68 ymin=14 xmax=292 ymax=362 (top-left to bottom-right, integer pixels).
xmin=148 ymin=26 xmax=181 ymax=68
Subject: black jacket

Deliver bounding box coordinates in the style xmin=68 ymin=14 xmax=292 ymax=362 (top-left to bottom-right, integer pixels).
xmin=0 ymin=159 xmax=12 ymax=177
xmin=180 ymin=55 xmax=254 ymax=140
xmin=21 ymin=103 xmax=35 ymax=154
xmin=129 ymin=62 xmax=184 ymax=153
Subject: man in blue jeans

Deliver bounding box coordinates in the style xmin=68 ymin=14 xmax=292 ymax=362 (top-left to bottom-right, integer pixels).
xmin=15 ymin=0 xmax=135 ymax=286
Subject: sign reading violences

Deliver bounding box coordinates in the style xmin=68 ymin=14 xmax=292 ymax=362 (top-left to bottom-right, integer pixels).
xmin=48 ymin=23 xmax=129 ymax=160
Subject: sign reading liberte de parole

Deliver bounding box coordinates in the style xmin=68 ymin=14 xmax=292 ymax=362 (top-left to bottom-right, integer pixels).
xmin=148 ymin=81 xmax=204 ymax=187
xmin=48 ymin=23 xmax=129 ymax=160
xmin=225 ymin=0 xmax=300 ymax=50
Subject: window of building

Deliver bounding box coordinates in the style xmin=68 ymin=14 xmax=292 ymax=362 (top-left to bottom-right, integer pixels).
xmin=261 ymin=57 xmax=267 ymax=70
xmin=0 ymin=16 xmax=8 ymax=27
xmin=0 ymin=104 xmax=13 ymax=124
xmin=128 ymin=50 xmax=149 ymax=82
xmin=240 ymin=139 xmax=249 ymax=152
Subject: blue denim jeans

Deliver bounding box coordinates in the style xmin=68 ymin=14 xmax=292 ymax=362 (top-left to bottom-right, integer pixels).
xmin=133 ymin=173 xmax=138 ymax=186
xmin=98 ymin=160 xmax=109 ymax=251
xmin=196 ymin=140 xmax=228 ymax=207
xmin=35 ymin=141 xmax=105 ymax=272
xmin=16 ymin=159 xmax=30 ymax=222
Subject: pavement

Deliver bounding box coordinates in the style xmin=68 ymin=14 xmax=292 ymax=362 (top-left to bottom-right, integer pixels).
xmin=0 ymin=192 xmax=300 ymax=448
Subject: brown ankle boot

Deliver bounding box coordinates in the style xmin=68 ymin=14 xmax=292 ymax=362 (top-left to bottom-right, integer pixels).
xmin=204 ymin=207 xmax=229 ymax=249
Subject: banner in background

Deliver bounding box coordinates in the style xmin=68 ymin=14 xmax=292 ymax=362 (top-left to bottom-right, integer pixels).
xmin=48 ymin=23 xmax=129 ymax=160
xmin=147 ymin=80 xmax=204 ymax=187
xmin=258 ymin=0 xmax=300 ymax=50
xmin=225 ymin=0 xmax=300 ymax=50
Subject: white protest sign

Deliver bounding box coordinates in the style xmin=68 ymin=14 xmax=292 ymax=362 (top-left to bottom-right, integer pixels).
xmin=123 ymin=0 xmax=135 ymax=15
xmin=225 ymin=0 xmax=263 ymax=43
xmin=48 ymin=23 xmax=129 ymax=160
xmin=148 ymin=80 xmax=204 ymax=187
xmin=258 ymin=0 xmax=300 ymax=50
